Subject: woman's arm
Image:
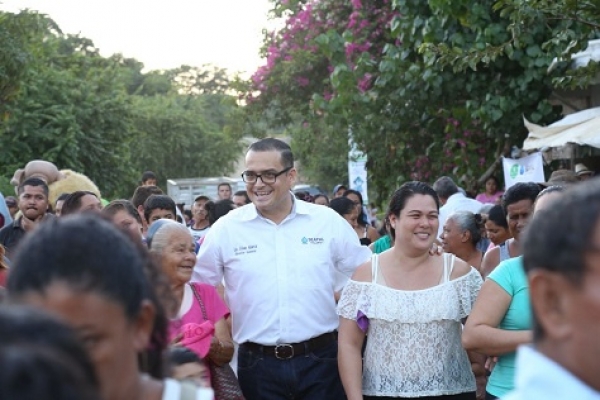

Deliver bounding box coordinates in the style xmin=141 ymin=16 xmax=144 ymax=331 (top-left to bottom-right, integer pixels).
xmin=207 ymin=318 xmax=234 ymax=366
xmin=338 ymin=317 xmax=366 ymax=400
xmin=480 ymin=247 xmax=500 ymax=278
xmin=462 ymin=280 xmax=532 ymax=356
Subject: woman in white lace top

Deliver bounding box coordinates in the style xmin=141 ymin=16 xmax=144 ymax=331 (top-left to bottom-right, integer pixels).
xmin=338 ymin=181 xmax=484 ymax=400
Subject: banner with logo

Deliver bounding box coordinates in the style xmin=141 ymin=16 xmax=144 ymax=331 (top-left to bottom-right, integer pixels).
xmin=502 ymin=152 xmax=545 ymax=189
xmin=348 ymin=152 xmax=368 ymax=203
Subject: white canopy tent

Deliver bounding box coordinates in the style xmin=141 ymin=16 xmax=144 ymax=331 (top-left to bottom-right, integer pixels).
xmin=523 ymin=107 xmax=600 ymax=151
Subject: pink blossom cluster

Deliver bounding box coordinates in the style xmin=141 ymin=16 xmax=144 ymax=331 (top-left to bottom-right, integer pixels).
xmin=248 ymin=0 xmax=397 ymax=102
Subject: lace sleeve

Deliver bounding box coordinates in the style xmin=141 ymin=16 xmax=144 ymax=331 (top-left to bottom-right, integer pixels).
xmin=337 ymin=280 xmax=371 ymax=320
xmin=455 ymin=267 xmax=483 ymax=318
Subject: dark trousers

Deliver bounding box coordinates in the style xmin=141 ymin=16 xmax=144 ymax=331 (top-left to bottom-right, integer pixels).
xmin=485 ymin=392 xmax=498 ymax=400
xmin=237 ymin=340 xmax=346 ymax=400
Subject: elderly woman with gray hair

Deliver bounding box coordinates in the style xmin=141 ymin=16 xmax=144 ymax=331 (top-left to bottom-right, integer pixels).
xmin=146 ymin=220 xmax=233 ymax=370
xmin=440 ymin=211 xmax=485 ymax=274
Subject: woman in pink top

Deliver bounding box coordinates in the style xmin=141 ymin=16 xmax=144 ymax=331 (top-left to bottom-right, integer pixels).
xmin=476 ymin=176 xmax=504 ymax=205
xmin=147 ymin=220 xmax=233 ymax=371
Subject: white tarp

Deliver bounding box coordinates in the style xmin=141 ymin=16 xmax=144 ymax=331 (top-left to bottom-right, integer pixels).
xmin=502 ymin=152 xmax=545 ymax=188
xmin=523 ymin=107 xmax=600 ymax=150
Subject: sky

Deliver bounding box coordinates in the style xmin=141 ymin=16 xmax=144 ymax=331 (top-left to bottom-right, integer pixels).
xmin=0 ymin=0 xmax=274 ymax=77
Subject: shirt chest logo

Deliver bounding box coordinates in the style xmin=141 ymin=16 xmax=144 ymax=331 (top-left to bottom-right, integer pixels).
xmin=301 ymin=237 xmax=324 ymax=245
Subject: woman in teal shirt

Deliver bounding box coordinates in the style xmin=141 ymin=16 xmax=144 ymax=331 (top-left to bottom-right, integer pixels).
xmin=462 ymin=186 xmax=565 ymax=399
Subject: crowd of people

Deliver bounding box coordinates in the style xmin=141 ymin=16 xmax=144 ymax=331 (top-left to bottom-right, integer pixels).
xmin=1 ymin=139 xmax=600 ymax=400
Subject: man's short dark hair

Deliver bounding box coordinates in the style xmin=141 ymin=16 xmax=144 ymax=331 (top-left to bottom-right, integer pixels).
xmin=501 ymin=182 xmax=541 ymax=213
xmin=522 ymin=181 xmax=598 ymax=340
xmin=233 ymin=190 xmax=250 ymax=204
xmin=432 ymin=176 xmax=459 ymax=200
xmin=247 ymin=138 xmax=294 ymax=169
xmin=131 ymin=186 xmax=163 ymax=209
xmin=141 ymin=171 xmax=157 ymax=183
xmin=218 ymin=182 xmax=231 ymax=190
xmin=17 ymin=177 xmax=49 ymax=198
xmin=143 ymin=195 xmax=176 ymax=223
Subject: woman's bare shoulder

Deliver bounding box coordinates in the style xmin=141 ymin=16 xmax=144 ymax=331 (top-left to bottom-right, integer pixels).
xmin=450 ymin=256 xmax=475 ymax=280
xmin=351 ymin=260 xmax=373 ymax=283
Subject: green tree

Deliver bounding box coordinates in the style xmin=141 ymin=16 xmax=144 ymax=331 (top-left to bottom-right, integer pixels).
xmin=243 ymin=0 xmax=588 ymax=200
xmin=421 ymin=0 xmax=600 ymax=89
xmin=131 ymin=93 xmax=243 ymax=185
xmin=0 ymin=10 xmax=246 ymax=199
xmin=0 ymin=12 xmax=136 ymax=197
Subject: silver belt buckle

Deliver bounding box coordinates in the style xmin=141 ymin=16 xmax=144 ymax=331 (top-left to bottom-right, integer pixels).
xmin=274 ymin=344 xmax=294 ymax=360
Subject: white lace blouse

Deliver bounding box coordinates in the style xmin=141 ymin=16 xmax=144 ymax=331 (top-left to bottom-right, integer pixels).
xmin=337 ymin=253 xmax=483 ymax=397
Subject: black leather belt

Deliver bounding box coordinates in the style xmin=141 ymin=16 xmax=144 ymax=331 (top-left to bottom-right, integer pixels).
xmin=241 ymin=331 xmax=338 ymax=360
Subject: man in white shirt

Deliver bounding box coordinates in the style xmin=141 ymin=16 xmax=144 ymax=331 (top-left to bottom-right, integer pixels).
xmin=433 ymin=176 xmax=482 ymax=239
xmin=194 ymin=138 xmax=371 ymax=400
xmin=505 ymin=181 xmax=600 ymax=399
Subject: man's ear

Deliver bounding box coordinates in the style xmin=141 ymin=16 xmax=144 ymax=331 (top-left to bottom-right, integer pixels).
xmin=529 ymin=270 xmax=574 ymax=341
xmin=288 ymin=167 xmax=297 ymax=186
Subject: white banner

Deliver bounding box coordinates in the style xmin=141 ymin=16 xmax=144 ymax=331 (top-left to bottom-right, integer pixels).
xmin=502 ymin=152 xmax=545 ymax=189
xmin=348 ymin=153 xmax=368 ymax=203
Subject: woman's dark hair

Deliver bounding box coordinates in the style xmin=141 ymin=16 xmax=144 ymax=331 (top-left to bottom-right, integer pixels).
xmin=168 ymin=347 xmax=202 ymax=367
xmin=448 ymin=211 xmax=484 ymax=246
xmin=486 ymin=204 xmax=508 ymax=229
xmin=102 ymin=199 xmax=142 ymax=224
xmin=61 ymin=191 xmax=98 ymax=216
xmin=485 ymin=175 xmax=500 ymax=188
xmin=0 ymin=305 xmax=100 ymax=400
xmin=7 ymin=214 xmax=170 ymax=378
xmin=208 ymin=199 xmax=234 ymax=226
xmin=329 ymin=197 xmax=356 ymax=217
xmin=387 ymin=181 xmax=439 ymax=241
xmin=343 ymin=189 xmax=368 ymax=226
xmin=313 ymin=194 xmax=329 ymax=205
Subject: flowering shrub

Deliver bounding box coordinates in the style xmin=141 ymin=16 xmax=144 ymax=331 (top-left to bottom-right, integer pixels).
xmin=245 ymin=0 xmax=566 ymax=198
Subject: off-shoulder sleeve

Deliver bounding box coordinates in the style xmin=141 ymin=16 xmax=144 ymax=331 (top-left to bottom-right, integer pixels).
xmin=455 ymin=267 xmax=483 ymax=318
xmin=337 ymin=280 xmax=372 ymax=320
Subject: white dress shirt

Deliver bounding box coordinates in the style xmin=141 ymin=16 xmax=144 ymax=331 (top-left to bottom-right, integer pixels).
xmin=194 ymin=195 xmax=372 ymax=345
xmin=503 ymin=346 xmax=600 ymax=400
xmin=437 ymin=193 xmax=483 ymax=238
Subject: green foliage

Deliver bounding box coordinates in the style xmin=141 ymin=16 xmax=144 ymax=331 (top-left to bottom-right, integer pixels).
xmin=0 ymin=10 xmax=244 ymax=199
xmin=130 ymin=94 xmax=244 ymax=189
xmin=288 ymin=115 xmax=349 ymax=190
xmin=243 ymin=0 xmax=588 ymax=200
xmin=0 ymin=11 xmax=57 ymax=105
xmin=421 ymin=0 xmax=600 ymax=89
